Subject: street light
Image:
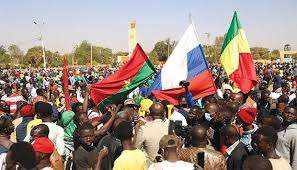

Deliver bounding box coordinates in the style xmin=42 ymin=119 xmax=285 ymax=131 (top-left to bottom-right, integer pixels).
xmin=33 ymin=18 xmax=46 ymax=69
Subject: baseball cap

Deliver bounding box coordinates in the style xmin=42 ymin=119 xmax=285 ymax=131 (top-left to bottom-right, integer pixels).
xmin=159 ymin=135 xmax=179 ymax=149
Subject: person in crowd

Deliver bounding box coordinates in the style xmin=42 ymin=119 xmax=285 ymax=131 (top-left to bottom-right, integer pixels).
xmin=259 ymin=115 xmax=281 ymax=131
xmin=276 ymin=106 xmax=297 ymax=169
xmin=83 ymin=87 xmax=101 ymax=120
xmin=33 ymin=88 xmax=47 ymax=104
xmin=178 ymin=125 xmax=227 ymax=170
xmin=148 ymin=135 xmax=193 ymax=170
xmin=113 ymin=121 xmax=147 ymax=170
xmin=2 ymin=85 xmax=24 ymax=115
xmin=230 ymin=92 xmax=246 ymax=106
xmin=5 ymin=142 xmax=36 ymax=170
xmin=236 ymin=107 xmax=258 ymax=152
xmin=134 ymin=102 xmax=170 ymax=164
xmin=242 ymin=155 xmax=273 ymax=170
xmin=34 ymin=101 xmax=65 ymax=156
xmin=0 ymin=115 xmax=14 ymax=155
xmin=204 ymin=103 xmax=222 ymax=150
xmin=60 ymin=110 xmax=76 ymax=157
xmin=252 ymin=126 xmax=292 ymax=170
xmin=97 ymin=118 xmax=123 ymax=170
xmin=29 ymin=124 xmax=50 ymax=142
xmin=32 ymin=137 xmax=55 ymax=170
xmin=93 ymin=147 xmax=109 ymax=170
xmin=73 ymin=122 xmax=100 ymax=169
xmin=16 ymin=103 xmax=35 ymax=141
xmin=221 ymin=125 xmax=248 ymax=170
xmin=257 ymin=89 xmax=271 ymax=117
xmin=187 ymin=106 xmax=205 ymax=127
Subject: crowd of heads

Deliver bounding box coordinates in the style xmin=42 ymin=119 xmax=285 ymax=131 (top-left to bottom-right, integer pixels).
xmin=0 ymin=61 xmax=295 ymax=169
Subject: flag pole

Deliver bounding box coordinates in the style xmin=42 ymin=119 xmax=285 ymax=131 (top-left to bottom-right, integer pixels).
xmin=63 ymin=56 xmax=71 ymax=111
xmin=188 ymin=13 xmax=200 ymax=42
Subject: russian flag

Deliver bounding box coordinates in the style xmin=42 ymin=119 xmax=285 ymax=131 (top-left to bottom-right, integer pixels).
xmin=147 ymin=23 xmax=217 ymax=105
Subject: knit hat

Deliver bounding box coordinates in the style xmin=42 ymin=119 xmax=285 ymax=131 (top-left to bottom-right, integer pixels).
xmin=32 ymin=137 xmax=55 ymax=154
xmin=20 ymin=104 xmax=34 ymax=117
xmin=237 ymin=108 xmax=257 ymax=125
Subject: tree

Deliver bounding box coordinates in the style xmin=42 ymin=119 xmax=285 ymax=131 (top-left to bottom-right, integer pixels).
xmin=24 ymin=46 xmax=49 ymax=68
xmin=149 ymin=38 xmax=176 ymax=64
xmin=203 ymin=35 xmax=224 ymax=63
xmin=269 ymin=49 xmax=280 ymax=60
xmin=47 ymin=51 xmax=63 ymax=67
xmin=0 ymin=45 xmax=11 ymax=67
xmin=73 ymin=41 xmax=114 ymax=65
xmin=250 ymin=47 xmax=270 ymax=60
xmin=8 ymin=44 xmax=23 ymax=65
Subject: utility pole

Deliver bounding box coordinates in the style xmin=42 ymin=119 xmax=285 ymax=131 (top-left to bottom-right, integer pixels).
xmin=90 ymin=44 xmax=93 ymax=66
xmin=33 ymin=19 xmax=46 ymax=68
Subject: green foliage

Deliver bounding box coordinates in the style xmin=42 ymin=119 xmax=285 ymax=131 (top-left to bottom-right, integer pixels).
xmin=270 ymin=49 xmax=280 ymax=60
xmin=203 ymin=35 xmax=224 ymax=63
xmin=73 ymin=40 xmax=114 ymax=65
xmin=8 ymin=44 xmax=23 ymax=65
xmin=250 ymin=47 xmax=280 ymax=60
xmin=149 ymin=38 xmax=176 ymax=64
xmin=24 ymin=46 xmax=44 ymax=67
xmin=0 ymin=45 xmax=11 ymax=67
xmin=250 ymin=47 xmax=270 ymax=60
xmin=47 ymin=51 xmax=63 ymax=67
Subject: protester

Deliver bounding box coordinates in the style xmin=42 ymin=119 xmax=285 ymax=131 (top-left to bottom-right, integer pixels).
xmin=236 ymin=107 xmax=258 ymax=152
xmin=32 ymin=137 xmax=55 ymax=170
xmin=0 ymin=59 xmax=295 ymax=170
xmin=134 ymin=102 xmax=170 ymax=164
xmin=34 ymin=101 xmax=65 ymax=156
xmin=178 ymin=125 xmax=227 ymax=170
xmin=97 ymin=118 xmax=123 ymax=170
xmin=73 ymin=122 xmax=99 ymax=169
xmin=5 ymin=142 xmax=36 ymax=169
xmin=113 ymin=121 xmax=147 ymax=170
xmin=16 ymin=103 xmax=34 ymax=141
xmin=276 ymin=106 xmax=297 ymax=169
xmin=148 ymin=135 xmax=193 ymax=170
xmin=0 ymin=115 xmax=14 ymax=154
xmin=252 ymin=126 xmax=292 ymax=170
xmin=242 ymin=155 xmax=273 ymax=170
xmin=29 ymin=124 xmax=50 ymax=142
xmin=221 ymin=125 xmax=248 ymax=170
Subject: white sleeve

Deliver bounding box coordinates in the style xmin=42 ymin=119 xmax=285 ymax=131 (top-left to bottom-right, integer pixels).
xmin=55 ymin=127 xmax=65 ymax=156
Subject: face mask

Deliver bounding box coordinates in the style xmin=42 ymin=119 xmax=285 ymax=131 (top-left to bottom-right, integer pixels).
xmin=205 ymin=112 xmax=212 ymax=121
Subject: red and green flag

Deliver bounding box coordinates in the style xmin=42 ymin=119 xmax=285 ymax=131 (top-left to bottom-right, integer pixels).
xmin=90 ymin=43 xmax=156 ymax=110
xmin=220 ymin=11 xmax=257 ymax=93
xmin=62 ymin=56 xmax=71 ymax=110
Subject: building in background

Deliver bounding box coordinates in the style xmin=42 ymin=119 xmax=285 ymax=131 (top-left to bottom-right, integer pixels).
xmin=117 ymin=20 xmax=137 ymax=63
xmin=128 ymin=20 xmax=137 ymax=55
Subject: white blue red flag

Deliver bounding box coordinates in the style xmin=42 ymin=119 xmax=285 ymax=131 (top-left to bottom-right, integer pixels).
xmin=147 ymin=23 xmax=217 ymax=105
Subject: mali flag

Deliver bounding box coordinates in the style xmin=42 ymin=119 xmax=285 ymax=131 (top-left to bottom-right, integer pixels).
xmin=220 ymin=12 xmax=257 ymax=94
xmin=90 ymin=43 xmax=156 ymax=111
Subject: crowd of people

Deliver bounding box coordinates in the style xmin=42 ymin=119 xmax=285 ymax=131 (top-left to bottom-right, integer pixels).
xmin=0 ymin=61 xmax=296 ymax=170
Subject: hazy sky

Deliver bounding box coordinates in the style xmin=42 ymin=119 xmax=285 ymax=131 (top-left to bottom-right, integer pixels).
xmin=0 ymin=0 xmax=296 ymax=54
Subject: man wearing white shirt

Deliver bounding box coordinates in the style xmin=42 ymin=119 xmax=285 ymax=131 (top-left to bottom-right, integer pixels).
xmin=148 ymin=135 xmax=194 ymax=170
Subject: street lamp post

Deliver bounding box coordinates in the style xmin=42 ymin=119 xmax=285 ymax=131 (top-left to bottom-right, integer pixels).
xmin=33 ymin=19 xmax=46 ymax=69
xmin=90 ymin=44 xmax=93 ymax=66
